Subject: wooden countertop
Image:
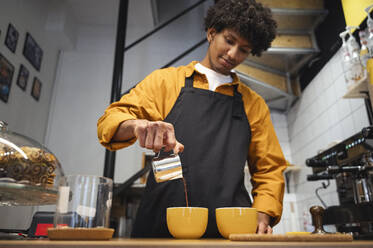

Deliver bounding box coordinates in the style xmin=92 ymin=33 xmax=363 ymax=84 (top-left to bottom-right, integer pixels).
xmin=0 ymin=238 xmax=373 ymax=248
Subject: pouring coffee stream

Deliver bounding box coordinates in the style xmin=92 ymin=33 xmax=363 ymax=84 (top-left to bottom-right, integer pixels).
xmin=151 ymin=151 xmax=190 ymax=207
xmin=182 ymin=177 xmax=189 ymax=208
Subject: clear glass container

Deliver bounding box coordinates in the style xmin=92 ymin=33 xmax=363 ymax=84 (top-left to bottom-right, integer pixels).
xmin=0 ymin=121 xmax=64 ymax=206
xmin=54 ymin=175 xmax=113 ymax=228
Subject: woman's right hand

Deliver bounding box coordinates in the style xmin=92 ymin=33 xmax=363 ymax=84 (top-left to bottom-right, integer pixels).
xmin=113 ymin=119 xmax=184 ymax=154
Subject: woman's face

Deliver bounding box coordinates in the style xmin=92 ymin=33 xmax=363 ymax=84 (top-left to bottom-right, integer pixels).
xmin=206 ymin=28 xmax=251 ymax=75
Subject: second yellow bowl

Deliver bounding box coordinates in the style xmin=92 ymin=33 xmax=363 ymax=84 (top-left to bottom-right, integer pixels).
xmin=216 ymin=207 xmax=257 ymax=239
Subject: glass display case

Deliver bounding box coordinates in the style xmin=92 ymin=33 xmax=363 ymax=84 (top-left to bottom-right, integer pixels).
xmin=0 ymin=121 xmax=64 ymax=206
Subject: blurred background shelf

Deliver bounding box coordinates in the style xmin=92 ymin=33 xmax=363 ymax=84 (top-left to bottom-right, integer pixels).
xmin=234 ymin=0 xmax=328 ymax=113
xmin=343 ymin=75 xmax=370 ymax=99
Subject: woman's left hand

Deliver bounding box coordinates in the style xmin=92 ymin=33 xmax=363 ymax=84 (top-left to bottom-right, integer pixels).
xmin=257 ymin=212 xmax=273 ymax=234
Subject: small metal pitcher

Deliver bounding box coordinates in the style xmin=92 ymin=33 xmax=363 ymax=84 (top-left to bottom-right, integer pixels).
xmin=152 ymin=152 xmax=183 ymax=183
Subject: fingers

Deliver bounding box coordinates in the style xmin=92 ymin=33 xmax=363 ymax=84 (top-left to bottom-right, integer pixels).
xmin=256 ymin=222 xmax=272 ymax=234
xmin=134 ymin=120 xmax=183 ymax=153
xmin=133 ymin=120 xmax=148 ymax=148
xmin=256 ymin=212 xmax=272 ymax=234
xmin=153 ymin=127 xmax=165 ymax=153
xmin=162 ymin=123 xmax=177 ymax=152
xmin=256 ymin=222 xmax=266 ymax=234
xmin=144 ymin=122 xmax=160 ymax=151
xmin=174 ymin=141 xmax=184 ymax=154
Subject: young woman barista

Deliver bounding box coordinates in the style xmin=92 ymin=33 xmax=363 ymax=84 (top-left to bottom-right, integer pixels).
xmin=97 ymin=0 xmax=286 ymax=238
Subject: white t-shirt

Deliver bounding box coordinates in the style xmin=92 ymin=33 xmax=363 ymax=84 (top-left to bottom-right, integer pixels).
xmin=194 ymin=63 xmax=233 ymax=91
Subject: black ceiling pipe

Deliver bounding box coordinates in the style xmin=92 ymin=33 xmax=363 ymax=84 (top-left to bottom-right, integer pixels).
xmin=103 ymin=0 xmax=129 ymax=179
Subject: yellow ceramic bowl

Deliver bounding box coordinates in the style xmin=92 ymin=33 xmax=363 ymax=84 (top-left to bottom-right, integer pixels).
xmin=216 ymin=207 xmax=257 ymax=239
xmin=167 ymin=207 xmax=208 ymax=239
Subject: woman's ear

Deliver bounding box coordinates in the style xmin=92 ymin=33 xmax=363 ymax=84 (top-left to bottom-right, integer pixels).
xmin=207 ymin=28 xmax=216 ymax=43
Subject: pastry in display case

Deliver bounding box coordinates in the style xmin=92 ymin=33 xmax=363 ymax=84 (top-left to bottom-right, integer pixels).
xmin=0 ymin=120 xmax=64 ymax=206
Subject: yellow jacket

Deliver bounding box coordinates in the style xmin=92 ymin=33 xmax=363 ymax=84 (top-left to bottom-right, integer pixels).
xmin=97 ymin=61 xmax=286 ymax=225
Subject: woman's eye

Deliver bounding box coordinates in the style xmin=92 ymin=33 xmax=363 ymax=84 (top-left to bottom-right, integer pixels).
xmin=240 ymin=48 xmax=249 ymax=54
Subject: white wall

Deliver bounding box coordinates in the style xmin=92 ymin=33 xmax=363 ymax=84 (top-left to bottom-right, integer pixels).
xmin=265 ymin=111 xmax=293 ymax=234
xmin=0 ymin=0 xmax=75 ymax=229
xmin=271 ymin=111 xmax=292 ymax=162
xmin=0 ymin=0 xmax=63 ymax=143
xmin=285 ymin=48 xmax=369 ymax=232
xmin=122 ymin=0 xmax=212 ymax=92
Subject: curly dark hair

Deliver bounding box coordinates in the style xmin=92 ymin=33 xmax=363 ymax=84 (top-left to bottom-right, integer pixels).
xmin=204 ymin=0 xmax=277 ymax=56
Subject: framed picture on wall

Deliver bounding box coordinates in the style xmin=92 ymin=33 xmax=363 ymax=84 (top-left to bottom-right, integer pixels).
xmin=0 ymin=53 xmax=15 ymax=103
xmin=31 ymin=77 xmax=42 ymax=101
xmin=23 ymin=33 xmax=43 ymax=71
xmin=16 ymin=64 xmax=29 ymax=91
xmin=4 ymin=23 xmax=19 ymax=53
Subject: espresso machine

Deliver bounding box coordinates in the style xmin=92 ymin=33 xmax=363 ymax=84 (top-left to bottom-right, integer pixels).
xmin=306 ymin=126 xmax=373 ymax=239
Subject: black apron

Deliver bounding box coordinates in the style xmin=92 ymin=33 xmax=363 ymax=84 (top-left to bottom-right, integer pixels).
xmin=131 ymin=73 xmax=252 ymax=238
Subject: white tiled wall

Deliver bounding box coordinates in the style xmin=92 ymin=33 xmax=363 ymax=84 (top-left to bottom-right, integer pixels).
xmin=286 ymin=48 xmax=370 ymax=232
xmin=271 ymin=111 xmax=292 ymax=162
xmin=272 ymin=193 xmax=301 ymax=234
xmin=269 ymin=110 xmax=293 ymax=233
xmin=243 ymin=109 xmax=291 ymax=232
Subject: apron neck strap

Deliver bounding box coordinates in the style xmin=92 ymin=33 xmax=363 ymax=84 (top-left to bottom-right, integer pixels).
xmin=233 ymin=84 xmax=241 ymax=99
xmin=232 ymin=84 xmax=244 ymax=119
xmin=185 ymin=73 xmax=195 ymax=88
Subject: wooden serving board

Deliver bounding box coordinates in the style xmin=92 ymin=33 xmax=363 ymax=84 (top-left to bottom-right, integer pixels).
xmin=48 ymin=227 xmax=114 ymax=240
xmin=229 ymin=233 xmax=353 ymax=242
